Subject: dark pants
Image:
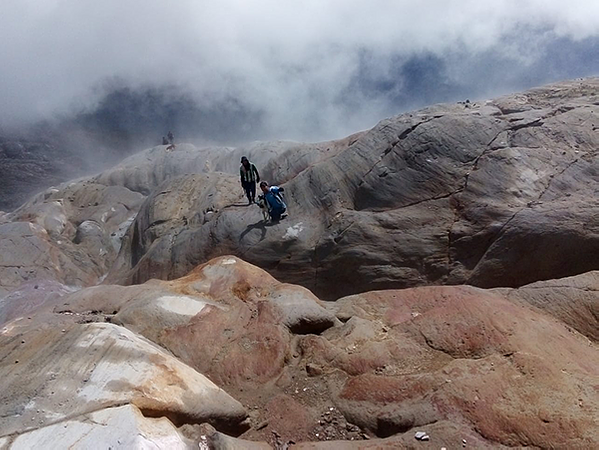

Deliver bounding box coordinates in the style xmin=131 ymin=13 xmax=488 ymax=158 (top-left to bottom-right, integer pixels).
xmin=270 ymin=206 xmax=286 ymax=221
xmin=242 ymin=181 xmax=256 ymax=203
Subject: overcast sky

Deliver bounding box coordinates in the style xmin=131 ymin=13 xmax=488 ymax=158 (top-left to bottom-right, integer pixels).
xmin=1 ymin=0 xmax=599 ymax=141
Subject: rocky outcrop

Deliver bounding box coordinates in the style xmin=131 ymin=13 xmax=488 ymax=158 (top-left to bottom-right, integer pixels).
xmin=0 ymin=319 xmax=248 ymax=437
xmin=15 ymin=256 xmax=595 ymax=449
xmin=94 ymin=134 xmax=363 ymax=197
xmin=101 ymin=78 xmax=599 ymax=299
xmin=0 ymin=180 xmax=143 ymax=296
xmin=58 ymin=256 xmax=337 ymax=388
xmin=1 ymin=405 xmax=193 ymax=450
xmin=2 ymin=79 xmax=599 ymax=448
xmin=497 ymin=270 xmax=599 ymax=341
xmin=2 ymin=79 xmax=597 ymax=300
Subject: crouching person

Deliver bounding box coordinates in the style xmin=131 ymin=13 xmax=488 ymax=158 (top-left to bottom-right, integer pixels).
xmin=259 ymin=181 xmax=287 ymax=221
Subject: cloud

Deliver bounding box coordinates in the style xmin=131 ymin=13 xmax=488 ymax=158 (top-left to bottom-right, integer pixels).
xmin=1 ymin=0 xmax=598 ymax=141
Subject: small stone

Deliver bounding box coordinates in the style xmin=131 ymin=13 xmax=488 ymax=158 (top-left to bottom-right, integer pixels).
xmin=415 ymin=431 xmax=429 ymax=441
xmin=306 ymin=363 xmax=323 ymax=377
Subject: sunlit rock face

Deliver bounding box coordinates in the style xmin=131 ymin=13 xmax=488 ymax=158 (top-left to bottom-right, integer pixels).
xmin=1 ymin=78 xmax=599 ymax=449
xmin=2 ymin=256 xmax=599 ymax=448
xmin=104 ymin=78 xmax=599 ymax=299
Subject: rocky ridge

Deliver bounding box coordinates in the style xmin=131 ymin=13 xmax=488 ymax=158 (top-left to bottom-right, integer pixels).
xmin=1 ymin=78 xmax=599 ymax=448
xmin=103 ymin=78 xmax=599 ymax=299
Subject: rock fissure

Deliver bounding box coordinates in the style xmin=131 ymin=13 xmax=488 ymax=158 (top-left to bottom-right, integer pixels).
xmin=390 ymin=188 xmax=464 ymax=211
xmin=537 ymin=154 xmax=585 ymax=202
xmin=358 ymin=117 xmax=438 ymax=188
xmin=469 ymin=150 xmax=590 ymax=277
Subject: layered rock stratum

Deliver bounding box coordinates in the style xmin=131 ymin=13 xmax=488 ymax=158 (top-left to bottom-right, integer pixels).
xmin=1 ymin=78 xmax=598 ymax=448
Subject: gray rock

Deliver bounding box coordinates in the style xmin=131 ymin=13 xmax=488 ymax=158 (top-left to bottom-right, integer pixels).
xmin=106 ymin=78 xmax=599 ymax=299
xmin=0 ymin=321 xmax=248 ymax=436
xmin=4 ymin=405 xmax=192 ymax=450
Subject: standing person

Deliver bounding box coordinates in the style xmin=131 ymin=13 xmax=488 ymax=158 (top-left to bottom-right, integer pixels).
xmin=167 ymin=131 xmax=174 ymax=145
xmin=240 ymin=156 xmax=260 ymax=204
xmin=259 ymin=181 xmax=287 ymax=221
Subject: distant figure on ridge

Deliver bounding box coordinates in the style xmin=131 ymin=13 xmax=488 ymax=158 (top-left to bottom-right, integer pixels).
xmin=240 ymin=156 xmax=260 ymax=204
xmin=259 ymin=181 xmax=287 ymax=221
xmin=165 ymin=131 xmax=176 ymax=151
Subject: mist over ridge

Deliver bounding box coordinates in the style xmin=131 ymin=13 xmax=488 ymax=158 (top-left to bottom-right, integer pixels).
xmin=1 ymin=0 xmax=599 ymax=143
xmin=1 ymin=1 xmax=598 ymax=211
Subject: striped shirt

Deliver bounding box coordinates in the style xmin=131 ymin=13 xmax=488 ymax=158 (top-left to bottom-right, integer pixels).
xmin=240 ymin=163 xmax=260 ymax=183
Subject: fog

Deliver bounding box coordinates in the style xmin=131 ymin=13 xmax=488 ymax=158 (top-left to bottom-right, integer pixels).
xmin=1 ymin=0 xmax=599 ymax=142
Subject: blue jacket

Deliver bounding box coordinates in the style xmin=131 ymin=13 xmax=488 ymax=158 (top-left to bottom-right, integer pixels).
xmin=265 ymin=186 xmax=286 ymax=212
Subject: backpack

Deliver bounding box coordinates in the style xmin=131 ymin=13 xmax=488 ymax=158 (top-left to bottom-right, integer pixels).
xmin=266 ymin=188 xmax=286 ymax=210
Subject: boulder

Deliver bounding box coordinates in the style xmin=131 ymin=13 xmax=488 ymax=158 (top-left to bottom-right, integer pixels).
xmin=195 ymin=423 xmax=272 ymax=450
xmin=0 ymin=320 xmax=248 ymax=437
xmin=58 ymin=256 xmax=336 ymax=390
xmin=497 ymin=270 xmax=599 ymax=341
xmin=105 ymin=78 xmax=599 ymax=299
xmin=2 ymin=405 xmax=192 ymax=450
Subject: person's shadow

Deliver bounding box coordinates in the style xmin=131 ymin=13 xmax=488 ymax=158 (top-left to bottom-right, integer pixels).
xmin=240 ymin=219 xmax=276 ymax=243
xmin=223 ymin=202 xmax=253 ymax=208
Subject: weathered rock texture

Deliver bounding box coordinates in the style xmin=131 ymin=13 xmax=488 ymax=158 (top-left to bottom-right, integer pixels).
xmin=100 ymin=78 xmax=599 ymax=299
xmin=2 ymin=78 xmax=599 ymax=449
xmin=0 ymin=319 xmax=248 ymax=437
xmin=2 ymin=405 xmax=193 ymax=450
xmin=0 ymin=181 xmax=143 ymax=297
xmin=3 ymin=256 xmax=592 ymax=448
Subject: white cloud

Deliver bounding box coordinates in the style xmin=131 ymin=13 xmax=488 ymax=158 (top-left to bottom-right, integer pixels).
xmin=0 ymin=0 xmax=598 ymax=140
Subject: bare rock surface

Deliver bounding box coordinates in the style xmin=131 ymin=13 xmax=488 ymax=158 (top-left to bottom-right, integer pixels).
xmin=2 ymin=78 xmax=599 ymax=449
xmin=0 ymin=134 xmax=359 ymax=298
xmin=0 ymin=180 xmax=143 ymax=296
xmin=104 ymin=78 xmax=599 ymax=299
xmin=0 ymin=319 xmax=248 ymax=439
xmin=2 ymin=405 xmax=193 ymax=450
xmin=94 ymin=134 xmax=362 ymax=197
xmin=322 ymin=286 xmax=599 ymax=447
xmin=59 ymin=256 xmax=337 ymax=386
xmin=44 ymin=256 xmax=599 ymax=448
xmin=497 ymin=270 xmax=599 ymax=342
